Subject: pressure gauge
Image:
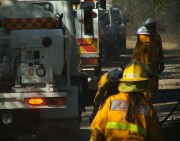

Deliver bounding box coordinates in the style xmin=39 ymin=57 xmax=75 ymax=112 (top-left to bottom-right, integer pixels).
xmin=36 ymin=66 xmax=46 ymax=77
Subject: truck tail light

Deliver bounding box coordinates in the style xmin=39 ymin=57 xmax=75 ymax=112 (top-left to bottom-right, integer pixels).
xmin=26 ymin=97 xmax=66 ymax=106
xmin=81 ymin=58 xmax=99 ymax=65
xmin=28 ymin=98 xmax=44 ymax=105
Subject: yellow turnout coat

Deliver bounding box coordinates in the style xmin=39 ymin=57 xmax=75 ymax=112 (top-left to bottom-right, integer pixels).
xmin=132 ymin=33 xmax=164 ymax=96
xmin=90 ymin=92 xmax=163 ymax=141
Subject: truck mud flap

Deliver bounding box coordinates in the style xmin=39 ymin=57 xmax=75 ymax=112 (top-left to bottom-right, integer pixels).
xmin=36 ymin=118 xmax=80 ymax=141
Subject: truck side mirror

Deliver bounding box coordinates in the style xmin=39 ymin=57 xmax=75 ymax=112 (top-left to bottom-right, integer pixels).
xmin=56 ymin=13 xmax=63 ymax=28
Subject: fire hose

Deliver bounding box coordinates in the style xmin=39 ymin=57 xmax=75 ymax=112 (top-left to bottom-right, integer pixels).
xmin=160 ymin=100 xmax=180 ymax=125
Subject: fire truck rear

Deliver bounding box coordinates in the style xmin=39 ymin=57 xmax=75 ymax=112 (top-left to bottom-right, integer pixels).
xmin=72 ymin=0 xmax=128 ymax=80
xmin=0 ymin=0 xmax=88 ymax=141
xmin=72 ymin=0 xmax=100 ymax=80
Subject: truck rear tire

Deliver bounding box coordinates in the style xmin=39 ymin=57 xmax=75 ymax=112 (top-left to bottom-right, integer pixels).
xmin=71 ymin=75 xmax=89 ymax=114
xmin=119 ymin=34 xmax=126 ymax=54
xmin=100 ymin=45 xmax=109 ymax=66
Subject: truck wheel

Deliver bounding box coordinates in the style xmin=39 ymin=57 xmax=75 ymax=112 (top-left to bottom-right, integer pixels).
xmin=100 ymin=46 xmax=108 ymax=66
xmin=120 ymin=34 xmax=126 ymax=54
xmin=71 ymin=75 xmax=89 ymax=117
xmin=112 ymin=49 xmax=120 ymax=60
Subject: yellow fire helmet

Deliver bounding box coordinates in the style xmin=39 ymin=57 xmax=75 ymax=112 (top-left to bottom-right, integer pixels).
xmin=120 ymin=61 xmax=151 ymax=82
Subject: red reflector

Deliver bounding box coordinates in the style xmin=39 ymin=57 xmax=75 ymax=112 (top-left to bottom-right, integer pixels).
xmin=28 ymin=98 xmax=44 ymax=105
xmin=81 ymin=58 xmax=99 ymax=65
xmin=57 ymin=97 xmax=66 ymax=106
xmin=92 ymin=12 xmax=97 ymax=18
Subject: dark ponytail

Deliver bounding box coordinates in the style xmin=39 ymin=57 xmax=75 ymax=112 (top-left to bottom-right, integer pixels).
xmin=126 ymin=92 xmax=142 ymax=123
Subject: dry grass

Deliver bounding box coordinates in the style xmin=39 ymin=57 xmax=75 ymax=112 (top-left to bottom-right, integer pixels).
xmin=126 ymin=34 xmax=180 ymax=50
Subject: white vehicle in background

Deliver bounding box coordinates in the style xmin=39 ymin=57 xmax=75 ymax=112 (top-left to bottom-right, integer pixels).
xmin=99 ymin=5 xmax=129 ymax=64
xmin=72 ymin=0 xmax=128 ymax=80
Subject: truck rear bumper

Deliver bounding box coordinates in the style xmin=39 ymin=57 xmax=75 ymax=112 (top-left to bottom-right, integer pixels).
xmin=0 ymin=86 xmax=80 ymax=140
xmin=0 ymin=86 xmax=79 ymax=117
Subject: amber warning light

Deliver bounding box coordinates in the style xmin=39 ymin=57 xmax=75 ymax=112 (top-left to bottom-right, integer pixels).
xmin=27 ymin=97 xmax=66 ymax=106
xmin=28 ymin=98 xmax=44 ymax=105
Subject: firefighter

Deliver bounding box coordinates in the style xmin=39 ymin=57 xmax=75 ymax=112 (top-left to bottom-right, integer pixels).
xmin=132 ymin=26 xmax=153 ymax=99
xmin=89 ymin=67 xmax=123 ymax=123
xmin=143 ymin=18 xmax=165 ymax=94
xmin=132 ymin=24 xmax=164 ymax=98
xmin=132 ymin=26 xmax=153 ymax=64
xmin=90 ymin=62 xmax=163 ymax=141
